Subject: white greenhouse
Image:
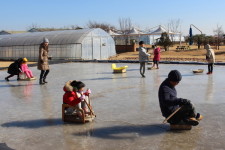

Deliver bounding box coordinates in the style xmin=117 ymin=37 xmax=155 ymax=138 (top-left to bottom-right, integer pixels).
xmin=0 ymin=28 xmax=116 ymax=61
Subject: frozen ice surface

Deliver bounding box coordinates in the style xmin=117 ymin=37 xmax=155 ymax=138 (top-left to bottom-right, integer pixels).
xmin=0 ymin=63 xmax=225 ymax=150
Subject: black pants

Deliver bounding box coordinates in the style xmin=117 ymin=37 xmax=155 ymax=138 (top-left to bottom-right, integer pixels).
xmin=40 ymin=70 xmax=50 ymax=80
xmin=168 ymin=103 xmax=196 ymax=124
xmin=6 ymin=74 xmax=19 ymax=80
xmin=208 ymin=63 xmax=213 ymax=73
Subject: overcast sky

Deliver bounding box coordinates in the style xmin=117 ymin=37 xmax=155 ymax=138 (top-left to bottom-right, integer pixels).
xmin=1 ymin=0 xmax=225 ymax=35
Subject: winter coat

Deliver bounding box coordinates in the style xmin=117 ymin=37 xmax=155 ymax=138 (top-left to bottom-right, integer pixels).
xmin=158 ymin=78 xmax=182 ymax=118
xmin=205 ymin=44 xmax=215 ymax=64
xmin=38 ymin=45 xmax=49 ymax=70
xmin=139 ymin=47 xmax=150 ymax=62
xmin=63 ymin=81 xmax=82 ymax=106
xmin=21 ymin=63 xmax=31 ymax=72
xmin=153 ymin=47 xmax=161 ymax=61
xmin=7 ymin=58 xmax=23 ymax=75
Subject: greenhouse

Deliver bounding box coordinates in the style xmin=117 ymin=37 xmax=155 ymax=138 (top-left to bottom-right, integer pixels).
xmin=0 ymin=28 xmax=116 ymax=61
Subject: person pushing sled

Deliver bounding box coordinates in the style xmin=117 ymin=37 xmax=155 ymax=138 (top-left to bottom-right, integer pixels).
xmin=158 ymin=70 xmax=203 ymax=129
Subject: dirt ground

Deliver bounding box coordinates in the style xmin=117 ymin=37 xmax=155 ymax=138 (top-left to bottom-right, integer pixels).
xmin=109 ymin=45 xmax=225 ymax=62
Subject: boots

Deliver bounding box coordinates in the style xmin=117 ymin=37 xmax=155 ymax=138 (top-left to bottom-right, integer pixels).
xmin=43 ymin=78 xmax=48 ymax=83
xmin=39 ymin=78 xmax=45 ymax=85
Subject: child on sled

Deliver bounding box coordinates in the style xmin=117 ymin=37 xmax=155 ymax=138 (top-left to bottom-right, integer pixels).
xmin=63 ymin=80 xmax=92 ymax=117
xmin=20 ymin=58 xmax=35 ymax=79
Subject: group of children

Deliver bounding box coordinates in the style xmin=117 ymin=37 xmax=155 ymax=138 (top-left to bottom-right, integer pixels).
xmin=5 ymin=58 xmax=34 ymax=81
xmin=138 ymin=41 xmax=161 ymax=77
xmin=138 ymin=41 xmax=216 ymax=77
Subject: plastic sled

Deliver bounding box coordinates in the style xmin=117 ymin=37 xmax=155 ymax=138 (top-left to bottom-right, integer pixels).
xmin=62 ymin=104 xmax=95 ymax=124
xmin=111 ymin=63 xmax=128 ymax=73
xmin=19 ymin=72 xmax=36 ymax=81
xmin=193 ymin=69 xmax=204 ymax=74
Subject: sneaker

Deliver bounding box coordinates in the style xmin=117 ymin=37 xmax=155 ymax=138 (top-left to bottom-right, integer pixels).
xmin=196 ymin=113 xmax=203 ymax=121
xmin=5 ymin=78 xmax=9 ymax=81
xmin=184 ymin=117 xmax=199 ymax=126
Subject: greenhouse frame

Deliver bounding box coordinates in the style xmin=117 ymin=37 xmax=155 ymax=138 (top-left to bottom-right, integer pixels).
xmin=0 ymin=28 xmax=116 ymax=61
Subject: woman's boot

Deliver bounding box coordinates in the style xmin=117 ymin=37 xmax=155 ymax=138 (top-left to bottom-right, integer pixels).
xmin=43 ymin=78 xmax=48 ymax=83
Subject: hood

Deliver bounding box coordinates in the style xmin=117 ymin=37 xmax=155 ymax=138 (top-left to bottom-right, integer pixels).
xmin=205 ymin=44 xmax=211 ymax=50
xmin=63 ymin=80 xmax=74 ymax=92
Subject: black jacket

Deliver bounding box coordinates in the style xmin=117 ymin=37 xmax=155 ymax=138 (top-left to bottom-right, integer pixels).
xmin=7 ymin=58 xmax=23 ymax=75
xmin=158 ymin=78 xmax=182 ymax=118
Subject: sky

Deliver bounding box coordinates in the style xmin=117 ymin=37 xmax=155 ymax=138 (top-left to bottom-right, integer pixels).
xmin=1 ymin=0 xmax=225 ymax=35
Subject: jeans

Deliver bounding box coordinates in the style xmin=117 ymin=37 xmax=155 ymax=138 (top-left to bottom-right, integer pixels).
xmin=140 ymin=62 xmax=145 ymax=76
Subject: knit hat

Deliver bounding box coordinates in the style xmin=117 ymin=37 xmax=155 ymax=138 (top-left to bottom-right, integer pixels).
xmin=43 ymin=37 xmax=49 ymax=43
xmin=168 ymin=70 xmax=182 ymax=82
xmin=70 ymin=80 xmax=85 ymax=90
xmin=23 ymin=57 xmax=28 ymax=62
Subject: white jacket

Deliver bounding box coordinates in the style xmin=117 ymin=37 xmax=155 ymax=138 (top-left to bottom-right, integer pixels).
xmin=205 ymin=44 xmax=215 ymax=63
xmin=139 ymin=47 xmax=150 ymax=62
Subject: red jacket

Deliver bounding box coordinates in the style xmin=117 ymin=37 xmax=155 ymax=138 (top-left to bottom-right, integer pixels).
xmin=153 ymin=47 xmax=161 ymax=61
xmin=63 ymin=81 xmax=89 ymax=106
xmin=63 ymin=87 xmax=81 ymax=106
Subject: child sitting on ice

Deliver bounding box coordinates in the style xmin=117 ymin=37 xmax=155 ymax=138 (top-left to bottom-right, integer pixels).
xmin=20 ymin=58 xmax=35 ymax=79
xmin=63 ymin=80 xmax=92 ymax=116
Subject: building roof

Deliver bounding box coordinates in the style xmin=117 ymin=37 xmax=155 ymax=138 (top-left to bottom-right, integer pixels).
xmin=0 ymin=28 xmax=108 ymax=46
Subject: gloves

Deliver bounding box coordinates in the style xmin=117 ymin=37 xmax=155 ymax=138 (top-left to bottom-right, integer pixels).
xmin=179 ymin=99 xmax=191 ymax=105
xmin=86 ymin=88 xmax=91 ymax=94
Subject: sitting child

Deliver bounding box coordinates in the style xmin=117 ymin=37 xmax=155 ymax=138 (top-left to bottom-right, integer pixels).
xmin=63 ymin=80 xmax=92 ymax=116
xmin=21 ymin=58 xmax=34 ymax=79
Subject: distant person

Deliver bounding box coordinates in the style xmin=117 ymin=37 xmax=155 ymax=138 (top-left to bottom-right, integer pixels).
xmin=205 ymin=44 xmax=215 ymax=75
xmin=5 ymin=58 xmax=23 ymax=81
xmin=151 ymin=45 xmax=161 ymax=69
xmin=139 ymin=41 xmax=150 ymax=77
xmin=38 ymin=38 xmax=50 ymax=84
xmin=20 ymin=58 xmax=34 ymax=79
xmin=158 ymin=70 xmax=203 ymax=126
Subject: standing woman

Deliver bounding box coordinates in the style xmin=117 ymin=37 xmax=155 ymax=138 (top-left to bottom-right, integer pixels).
xmin=205 ymin=44 xmax=215 ymax=75
xmin=38 ymin=38 xmax=50 ymax=84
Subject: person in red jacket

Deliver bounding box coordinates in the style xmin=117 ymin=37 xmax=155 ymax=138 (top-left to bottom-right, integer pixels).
xmin=151 ymin=46 xmax=161 ymax=69
xmin=63 ymin=80 xmax=91 ymax=115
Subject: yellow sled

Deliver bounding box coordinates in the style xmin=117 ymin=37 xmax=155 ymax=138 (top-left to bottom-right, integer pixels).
xmin=111 ymin=63 xmax=128 ymax=73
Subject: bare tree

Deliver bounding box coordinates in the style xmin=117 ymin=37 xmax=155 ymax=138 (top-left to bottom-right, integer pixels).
xmin=118 ymin=17 xmax=133 ymax=34
xmin=87 ymin=20 xmax=116 ymax=32
xmin=118 ymin=17 xmax=133 ymax=45
xmin=168 ymin=19 xmax=181 ymax=44
xmin=213 ymin=24 xmax=224 ymax=50
xmin=27 ymin=23 xmax=40 ymax=31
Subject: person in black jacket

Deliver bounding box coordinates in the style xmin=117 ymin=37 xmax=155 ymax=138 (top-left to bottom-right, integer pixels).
xmin=158 ymin=70 xmax=203 ymax=126
xmin=5 ymin=58 xmax=23 ymax=81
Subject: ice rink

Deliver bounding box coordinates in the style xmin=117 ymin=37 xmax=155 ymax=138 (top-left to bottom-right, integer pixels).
xmin=0 ymin=62 xmax=225 ymax=150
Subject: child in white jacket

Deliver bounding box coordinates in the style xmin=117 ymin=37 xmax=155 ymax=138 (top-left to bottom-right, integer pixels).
xmin=139 ymin=41 xmax=150 ymax=77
